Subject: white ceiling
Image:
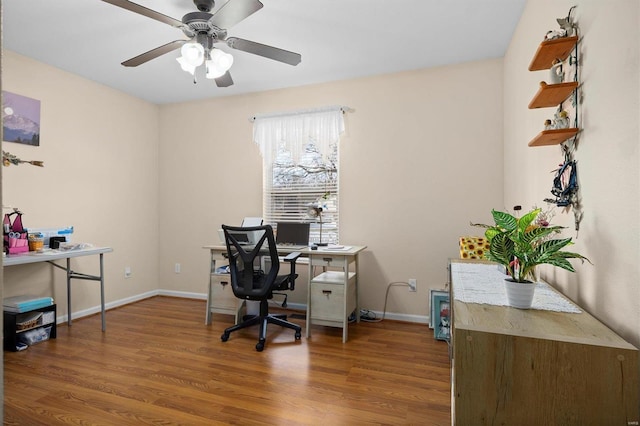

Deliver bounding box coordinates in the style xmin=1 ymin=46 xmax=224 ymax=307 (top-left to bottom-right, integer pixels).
xmin=3 ymin=0 xmax=526 ymax=105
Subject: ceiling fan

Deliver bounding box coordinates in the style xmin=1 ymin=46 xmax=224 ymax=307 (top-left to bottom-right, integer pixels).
xmin=101 ymin=0 xmax=302 ymax=87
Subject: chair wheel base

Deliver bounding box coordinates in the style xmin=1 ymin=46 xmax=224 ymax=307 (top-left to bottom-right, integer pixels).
xmin=295 ymin=331 xmax=301 ymax=340
xmin=221 ymin=332 xmax=229 ymax=342
xmin=256 ymin=341 xmax=265 ymax=352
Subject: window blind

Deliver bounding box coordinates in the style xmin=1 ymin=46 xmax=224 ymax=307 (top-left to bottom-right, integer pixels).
xmin=253 ymin=107 xmax=345 ymax=245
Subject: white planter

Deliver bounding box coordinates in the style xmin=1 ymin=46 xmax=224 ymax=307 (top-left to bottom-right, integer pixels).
xmin=504 ymin=279 xmax=536 ymax=309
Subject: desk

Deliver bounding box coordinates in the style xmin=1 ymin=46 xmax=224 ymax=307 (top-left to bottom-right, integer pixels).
xmin=4 ymin=247 xmax=113 ymax=331
xmin=202 ymin=244 xmax=307 ymax=325
xmin=202 ymin=244 xmax=366 ymax=343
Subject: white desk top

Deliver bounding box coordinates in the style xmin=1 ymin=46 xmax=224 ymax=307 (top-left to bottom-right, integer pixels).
xmin=203 ymin=244 xmax=366 ymax=255
xmin=303 ymin=245 xmax=367 ymax=255
xmin=3 ymin=246 xmax=113 ymax=267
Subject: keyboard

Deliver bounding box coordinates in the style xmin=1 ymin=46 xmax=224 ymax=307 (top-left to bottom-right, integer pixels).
xmin=276 ymin=244 xmax=308 ymax=250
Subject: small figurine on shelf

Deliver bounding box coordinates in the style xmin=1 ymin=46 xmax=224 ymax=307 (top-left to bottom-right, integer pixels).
xmin=553 ymin=110 xmax=570 ymax=129
xmin=545 ymin=6 xmax=577 ymax=40
xmin=544 ymin=119 xmax=553 ymax=130
xmin=545 ymin=29 xmax=567 ymax=41
xmin=549 ymin=59 xmax=564 ymax=84
xmin=556 ymin=6 xmax=577 ymax=37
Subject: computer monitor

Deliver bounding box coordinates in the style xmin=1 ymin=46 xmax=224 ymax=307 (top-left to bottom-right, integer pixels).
xmin=276 ymin=222 xmax=310 ymax=246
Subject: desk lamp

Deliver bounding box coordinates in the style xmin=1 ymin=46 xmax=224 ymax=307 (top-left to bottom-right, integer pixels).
xmin=307 ymin=203 xmax=328 ymax=246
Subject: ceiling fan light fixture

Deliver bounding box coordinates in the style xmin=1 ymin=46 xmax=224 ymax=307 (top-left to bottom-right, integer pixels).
xmin=180 ymin=41 xmax=205 ymax=67
xmin=210 ymin=49 xmax=234 ymax=72
xmin=205 ymin=60 xmax=226 ymax=79
xmin=176 ymin=56 xmax=196 ymax=75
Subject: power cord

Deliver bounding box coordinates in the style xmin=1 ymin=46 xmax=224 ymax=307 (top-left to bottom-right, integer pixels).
xmin=350 ymin=281 xmax=411 ymax=323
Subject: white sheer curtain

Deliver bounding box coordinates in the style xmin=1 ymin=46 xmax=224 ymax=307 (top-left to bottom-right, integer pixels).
xmin=252 ymin=106 xmax=345 ymax=244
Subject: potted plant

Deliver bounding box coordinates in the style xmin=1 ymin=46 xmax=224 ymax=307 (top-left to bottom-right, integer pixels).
xmin=473 ymin=208 xmax=590 ymax=308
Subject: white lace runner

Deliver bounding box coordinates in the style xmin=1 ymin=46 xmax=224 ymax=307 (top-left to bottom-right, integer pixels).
xmin=451 ymin=262 xmax=581 ymax=314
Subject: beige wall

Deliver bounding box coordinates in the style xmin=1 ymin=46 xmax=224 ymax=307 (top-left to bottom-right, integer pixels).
xmin=2 ymin=51 xmax=161 ymax=317
xmin=504 ymin=0 xmax=640 ymax=347
xmin=158 ymin=59 xmax=505 ymax=319
xmin=2 ymin=48 xmax=503 ymax=323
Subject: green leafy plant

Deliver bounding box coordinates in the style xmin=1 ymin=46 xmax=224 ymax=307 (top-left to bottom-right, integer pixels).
xmin=473 ymin=208 xmax=590 ymax=282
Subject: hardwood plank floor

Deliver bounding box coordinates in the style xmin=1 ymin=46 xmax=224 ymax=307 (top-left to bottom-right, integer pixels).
xmin=4 ymin=296 xmax=451 ymax=425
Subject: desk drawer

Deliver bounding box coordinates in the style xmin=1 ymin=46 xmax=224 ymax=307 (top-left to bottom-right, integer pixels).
xmin=210 ymin=274 xmax=238 ymax=310
xmin=310 ymin=255 xmax=349 ymax=268
xmin=310 ymin=281 xmax=356 ymax=322
xmin=310 ymin=283 xmax=345 ymax=322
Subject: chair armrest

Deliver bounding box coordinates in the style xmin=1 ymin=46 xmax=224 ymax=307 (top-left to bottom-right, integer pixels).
xmin=283 ymin=251 xmax=301 ymax=263
xmin=283 ymin=252 xmax=301 ymax=291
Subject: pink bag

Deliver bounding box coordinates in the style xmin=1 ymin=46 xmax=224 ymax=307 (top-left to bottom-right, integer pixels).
xmin=4 ymin=211 xmax=28 ymax=254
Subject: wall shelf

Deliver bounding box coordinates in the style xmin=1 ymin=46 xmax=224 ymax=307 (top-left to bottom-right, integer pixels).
xmin=528 ymin=128 xmax=579 ymax=147
xmin=529 ymin=35 xmax=578 ymax=71
xmin=528 ymin=81 xmax=578 ymax=109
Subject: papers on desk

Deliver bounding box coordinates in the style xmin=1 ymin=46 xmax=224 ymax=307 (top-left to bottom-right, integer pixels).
xmin=319 ymin=244 xmax=351 ymax=250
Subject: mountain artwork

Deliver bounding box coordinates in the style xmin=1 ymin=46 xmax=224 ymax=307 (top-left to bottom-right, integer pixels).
xmin=2 ymin=91 xmax=40 ymax=146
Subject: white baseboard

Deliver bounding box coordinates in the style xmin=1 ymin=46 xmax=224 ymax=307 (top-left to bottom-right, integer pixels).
xmin=57 ymin=290 xmax=159 ymax=325
xmin=59 ymin=290 xmax=429 ymax=326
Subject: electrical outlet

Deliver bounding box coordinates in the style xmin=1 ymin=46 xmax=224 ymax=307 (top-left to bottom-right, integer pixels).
xmin=408 ymin=278 xmax=417 ymax=292
xmin=124 ymin=266 xmax=132 ymax=279
xmin=175 ymin=263 xmax=181 ymax=274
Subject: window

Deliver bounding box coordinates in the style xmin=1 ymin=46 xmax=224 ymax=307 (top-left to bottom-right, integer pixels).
xmin=253 ymin=107 xmax=345 ymax=245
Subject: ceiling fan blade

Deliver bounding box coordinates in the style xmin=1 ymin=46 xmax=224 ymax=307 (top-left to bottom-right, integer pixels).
xmin=122 ymin=40 xmax=186 ymax=67
xmin=226 ymin=37 xmax=301 ymax=66
xmin=209 ymin=0 xmax=264 ymax=30
xmin=215 ymin=71 xmax=234 ymax=87
xmin=101 ymin=0 xmax=184 ymax=28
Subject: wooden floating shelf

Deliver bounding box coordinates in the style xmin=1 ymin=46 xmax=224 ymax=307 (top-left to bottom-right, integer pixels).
xmin=529 ymin=36 xmax=579 ymax=71
xmin=528 ymin=128 xmax=579 ymax=147
xmin=529 ymin=81 xmax=579 ymax=108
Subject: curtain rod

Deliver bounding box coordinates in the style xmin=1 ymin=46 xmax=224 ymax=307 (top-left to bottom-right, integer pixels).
xmin=249 ymin=105 xmax=352 ymax=122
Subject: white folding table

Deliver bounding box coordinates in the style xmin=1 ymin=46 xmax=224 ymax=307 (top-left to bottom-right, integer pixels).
xmin=3 ymin=247 xmax=113 ymax=331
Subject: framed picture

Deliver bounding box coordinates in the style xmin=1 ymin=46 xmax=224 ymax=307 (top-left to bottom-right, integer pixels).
xmin=430 ymin=289 xmax=450 ymax=341
xmin=2 ymin=91 xmax=41 ymax=146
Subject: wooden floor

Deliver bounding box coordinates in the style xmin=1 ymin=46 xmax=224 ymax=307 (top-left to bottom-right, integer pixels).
xmin=4 ymin=296 xmax=451 ymax=425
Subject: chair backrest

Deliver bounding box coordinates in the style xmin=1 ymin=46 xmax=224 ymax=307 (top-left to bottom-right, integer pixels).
xmin=222 ymin=224 xmax=281 ymax=300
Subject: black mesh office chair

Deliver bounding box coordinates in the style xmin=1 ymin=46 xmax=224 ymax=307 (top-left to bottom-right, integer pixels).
xmin=221 ymin=224 xmax=302 ymax=351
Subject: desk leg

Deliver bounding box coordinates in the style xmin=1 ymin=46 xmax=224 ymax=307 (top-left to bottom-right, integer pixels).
xmin=100 ymin=253 xmax=106 ymax=332
xmin=306 ymin=260 xmax=312 ymax=338
xmin=206 ymin=251 xmax=215 ymax=325
xmin=355 ymin=253 xmax=360 ymax=324
xmin=342 ymin=265 xmax=349 ymax=343
xmin=66 ymin=258 xmax=72 ymax=326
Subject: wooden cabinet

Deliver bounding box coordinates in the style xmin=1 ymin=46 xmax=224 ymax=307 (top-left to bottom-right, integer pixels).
xmin=449 ymin=260 xmax=639 ymax=425
xmin=4 ymin=304 xmax=57 ymax=351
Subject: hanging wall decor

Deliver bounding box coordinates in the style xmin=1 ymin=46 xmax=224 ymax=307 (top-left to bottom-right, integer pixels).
xmin=527 ymin=6 xmax=583 ymax=232
xmin=2 ymin=91 xmax=41 ymax=146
